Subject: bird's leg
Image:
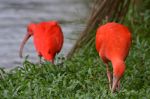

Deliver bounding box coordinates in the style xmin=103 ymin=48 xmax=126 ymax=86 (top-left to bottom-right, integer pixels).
xmin=50 ymin=59 xmax=54 ymax=64
xmin=116 ymin=80 xmax=121 ymax=91
xmin=105 ymin=63 xmax=112 ymax=90
xmin=38 ymin=55 xmax=42 ymax=64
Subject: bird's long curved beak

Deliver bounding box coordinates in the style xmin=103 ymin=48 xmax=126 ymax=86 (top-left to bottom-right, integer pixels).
xmin=19 ymin=33 xmax=31 ymax=58
xmin=111 ymin=76 xmax=120 ymax=93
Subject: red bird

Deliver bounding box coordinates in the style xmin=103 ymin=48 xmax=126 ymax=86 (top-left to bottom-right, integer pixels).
xmin=96 ymin=22 xmax=131 ymax=92
xmin=19 ymin=21 xmax=64 ymax=64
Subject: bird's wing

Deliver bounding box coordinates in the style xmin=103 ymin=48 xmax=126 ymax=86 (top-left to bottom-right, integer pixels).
xmin=96 ymin=28 xmax=104 ymax=53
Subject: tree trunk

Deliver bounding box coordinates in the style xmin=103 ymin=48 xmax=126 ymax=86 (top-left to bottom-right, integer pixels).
xmin=67 ymin=0 xmax=131 ymax=59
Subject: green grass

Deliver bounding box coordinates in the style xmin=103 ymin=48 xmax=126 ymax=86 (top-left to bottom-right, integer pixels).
xmin=0 ymin=3 xmax=150 ymax=99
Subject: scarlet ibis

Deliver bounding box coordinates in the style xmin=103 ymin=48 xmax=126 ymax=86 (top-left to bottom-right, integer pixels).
xmin=96 ymin=22 xmax=131 ymax=92
xmin=19 ymin=21 xmax=64 ymax=64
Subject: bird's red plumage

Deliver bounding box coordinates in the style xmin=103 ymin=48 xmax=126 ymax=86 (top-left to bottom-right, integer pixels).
xmin=96 ymin=22 xmax=131 ymax=62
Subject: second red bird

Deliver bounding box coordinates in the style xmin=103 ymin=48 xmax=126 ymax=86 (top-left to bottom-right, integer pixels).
xmin=19 ymin=21 xmax=64 ymax=63
xmin=96 ymin=22 xmax=131 ymax=92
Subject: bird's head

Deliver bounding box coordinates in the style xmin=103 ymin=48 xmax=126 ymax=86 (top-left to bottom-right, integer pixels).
xmin=27 ymin=23 xmax=36 ymax=35
xmin=112 ymin=59 xmax=126 ymax=92
xmin=47 ymin=54 xmax=55 ymax=64
xmin=41 ymin=49 xmax=56 ymax=64
xmin=19 ymin=23 xmax=36 ymax=58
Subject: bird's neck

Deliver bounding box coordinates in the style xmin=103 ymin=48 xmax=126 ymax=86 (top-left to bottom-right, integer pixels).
xmin=112 ymin=59 xmax=126 ymax=78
